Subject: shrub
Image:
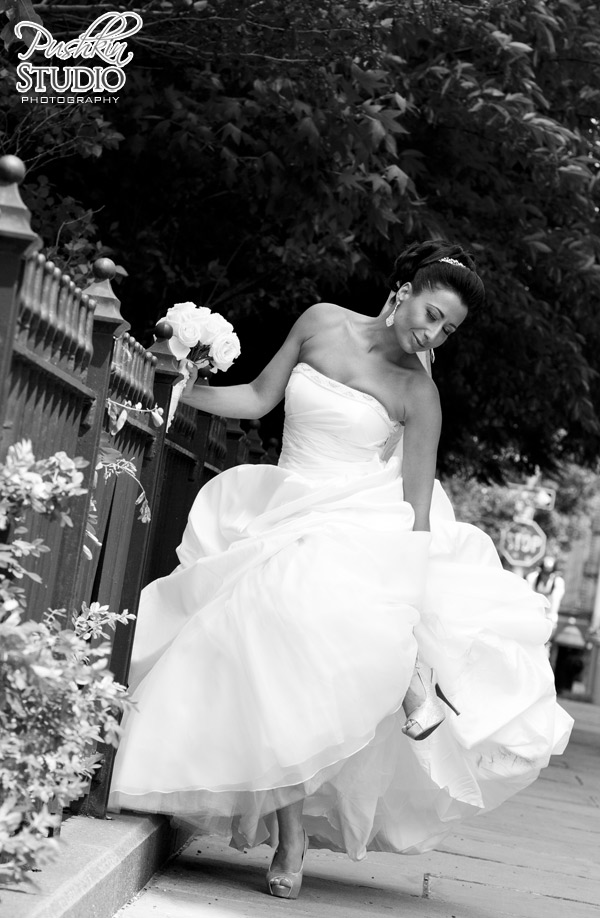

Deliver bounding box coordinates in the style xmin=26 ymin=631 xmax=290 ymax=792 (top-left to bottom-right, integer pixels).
xmin=0 ymin=441 xmax=132 ymax=886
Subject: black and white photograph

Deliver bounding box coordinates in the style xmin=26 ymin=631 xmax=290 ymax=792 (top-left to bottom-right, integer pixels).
xmin=0 ymin=2 xmax=599 ymax=917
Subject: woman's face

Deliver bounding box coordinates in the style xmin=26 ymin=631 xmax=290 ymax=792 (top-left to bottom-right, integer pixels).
xmin=393 ymin=283 xmax=468 ymax=355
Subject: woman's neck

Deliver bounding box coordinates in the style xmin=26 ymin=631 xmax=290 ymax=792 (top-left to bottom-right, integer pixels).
xmin=357 ymin=313 xmax=416 ymax=366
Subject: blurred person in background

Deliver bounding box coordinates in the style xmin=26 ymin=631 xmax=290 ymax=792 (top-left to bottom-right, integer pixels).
xmin=527 ymin=556 xmax=566 ymax=642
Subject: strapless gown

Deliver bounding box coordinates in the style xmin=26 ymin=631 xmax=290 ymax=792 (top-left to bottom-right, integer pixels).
xmin=108 ymin=362 xmax=573 ymax=859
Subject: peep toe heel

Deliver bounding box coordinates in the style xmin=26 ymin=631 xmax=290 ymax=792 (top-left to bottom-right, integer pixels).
xmin=266 ymin=830 xmax=308 ymax=899
xmin=402 ymin=659 xmax=460 ymax=741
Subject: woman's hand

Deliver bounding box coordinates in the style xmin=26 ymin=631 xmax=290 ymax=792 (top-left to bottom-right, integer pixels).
xmin=182 ymin=360 xmax=200 ymax=397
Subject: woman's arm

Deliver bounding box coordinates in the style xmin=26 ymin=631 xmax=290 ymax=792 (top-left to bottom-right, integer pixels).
xmin=400 ymin=376 xmax=442 ymax=532
xmin=179 ymin=304 xmax=327 ymax=419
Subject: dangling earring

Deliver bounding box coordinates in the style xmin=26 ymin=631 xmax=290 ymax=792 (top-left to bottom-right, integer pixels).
xmin=430 ymin=349 xmax=435 ymax=364
xmin=385 ymin=302 xmax=398 ymax=328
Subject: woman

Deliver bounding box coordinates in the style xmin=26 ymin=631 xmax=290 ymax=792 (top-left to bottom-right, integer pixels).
xmin=109 ymin=240 xmax=572 ymax=900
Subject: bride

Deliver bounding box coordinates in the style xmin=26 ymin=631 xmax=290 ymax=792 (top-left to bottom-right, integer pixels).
xmin=108 ymin=240 xmax=572 ymax=900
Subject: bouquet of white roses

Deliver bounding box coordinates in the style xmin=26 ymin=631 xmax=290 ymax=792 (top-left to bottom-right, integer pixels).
xmin=163 ymin=301 xmax=241 ymax=372
xmin=159 ymin=301 xmax=241 ymax=429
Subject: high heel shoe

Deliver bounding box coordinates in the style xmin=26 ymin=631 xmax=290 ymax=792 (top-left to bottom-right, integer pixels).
xmin=266 ymin=829 xmax=309 ymax=899
xmin=402 ymin=659 xmax=460 ymax=742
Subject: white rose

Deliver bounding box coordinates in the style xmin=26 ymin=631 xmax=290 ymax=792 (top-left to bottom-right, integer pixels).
xmin=209 ymin=332 xmax=241 ymax=372
xmin=165 ymin=302 xmax=203 ymax=327
xmin=199 ymin=313 xmax=234 ymax=345
xmin=166 ymin=302 xmax=205 ymax=322
xmin=164 ymin=302 xmax=211 ymax=359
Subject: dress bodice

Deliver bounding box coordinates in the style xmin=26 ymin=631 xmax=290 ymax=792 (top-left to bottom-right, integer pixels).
xmin=278 ymin=363 xmax=403 ymax=479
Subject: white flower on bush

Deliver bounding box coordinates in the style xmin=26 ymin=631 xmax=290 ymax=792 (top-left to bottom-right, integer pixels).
xmin=9 ymin=440 xmax=35 ymax=464
xmin=31 ymin=480 xmax=53 ymax=502
xmin=18 ymin=470 xmax=45 ymax=487
xmin=0 ymin=440 xmax=87 ymax=528
xmin=209 ymin=331 xmax=241 ymax=371
xmin=54 ymin=452 xmax=77 ymax=473
xmin=164 ymin=302 xmax=212 ymax=360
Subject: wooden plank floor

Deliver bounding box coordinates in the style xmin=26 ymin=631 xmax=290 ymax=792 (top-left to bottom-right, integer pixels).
xmin=113 ymin=700 xmax=600 ymax=917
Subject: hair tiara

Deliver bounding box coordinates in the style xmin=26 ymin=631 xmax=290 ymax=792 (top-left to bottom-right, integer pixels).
xmin=439 ymin=256 xmax=468 ymax=269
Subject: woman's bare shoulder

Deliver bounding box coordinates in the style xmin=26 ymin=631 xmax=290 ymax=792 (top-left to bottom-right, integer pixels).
xmin=299 ymin=302 xmax=346 ymax=330
xmin=402 ymin=366 xmax=441 ymax=419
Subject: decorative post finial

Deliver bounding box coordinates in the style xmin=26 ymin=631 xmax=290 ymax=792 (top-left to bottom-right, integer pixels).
xmin=148 ymin=319 xmax=182 ymax=377
xmin=0 ymin=155 xmax=26 ymax=185
xmin=0 ymin=154 xmax=37 ymax=246
xmin=0 ymin=155 xmax=41 ymax=425
xmin=154 ymin=321 xmax=173 ymax=340
xmin=93 ymin=257 xmax=116 ymax=280
xmin=84 ymin=256 xmax=130 ymax=336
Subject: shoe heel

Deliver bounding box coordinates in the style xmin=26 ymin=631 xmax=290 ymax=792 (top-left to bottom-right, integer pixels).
xmin=435 ymin=683 xmax=460 ymax=716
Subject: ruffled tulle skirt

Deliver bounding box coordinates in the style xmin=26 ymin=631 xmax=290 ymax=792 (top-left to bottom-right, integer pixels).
xmin=108 ymin=460 xmax=572 ymax=859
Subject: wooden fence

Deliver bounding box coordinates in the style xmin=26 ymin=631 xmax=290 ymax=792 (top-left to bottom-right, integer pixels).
xmin=0 ymin=155 xmax=275 ymax=818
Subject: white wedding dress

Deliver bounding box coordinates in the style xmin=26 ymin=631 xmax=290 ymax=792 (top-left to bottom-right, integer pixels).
xmin=108 ymin=362 xmax=573 ymax=859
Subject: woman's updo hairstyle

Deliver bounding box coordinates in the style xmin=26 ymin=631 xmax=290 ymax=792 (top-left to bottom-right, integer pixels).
xmin=387 ymin=240 xmax=485 ymax=313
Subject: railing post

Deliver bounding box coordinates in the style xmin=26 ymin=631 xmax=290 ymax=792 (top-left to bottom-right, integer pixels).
xmin=0 ymin=156 xmax=39 ymax=438
xmin=144 ymin=362 xmax=213 ymax=582
xmin=225 ymin=417 xmax=250 ymax=468
xmin=77 ymin=323 xmax=181 ymax=818
xmin=110 ymin=321 xmax=182 ymax=673
xmin=261 ymin=437 xmax=280 ymax=465
xmin=247 ymin=419 xmax=266 ymax=463
xmin=52 ymin=258 xmax=130 ymax=614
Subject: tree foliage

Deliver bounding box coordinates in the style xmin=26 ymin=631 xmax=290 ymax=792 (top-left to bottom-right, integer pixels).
xmin=1 ymin=0 xmax=600 ymax=478
xmin=444 ymin=463 xmax=600 ymax=560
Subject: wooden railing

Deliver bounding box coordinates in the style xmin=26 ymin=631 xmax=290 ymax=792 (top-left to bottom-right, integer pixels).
xmin=0 ymin=155 xmax=277 ymax=818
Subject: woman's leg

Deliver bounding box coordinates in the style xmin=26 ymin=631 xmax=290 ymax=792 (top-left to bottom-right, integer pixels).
xmin=271 ymin=799 xmax=305 ymax=873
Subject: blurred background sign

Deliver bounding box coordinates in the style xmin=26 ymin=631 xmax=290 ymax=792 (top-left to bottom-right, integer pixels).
xmin=500 ymin=518 xmax=547 ymax=568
